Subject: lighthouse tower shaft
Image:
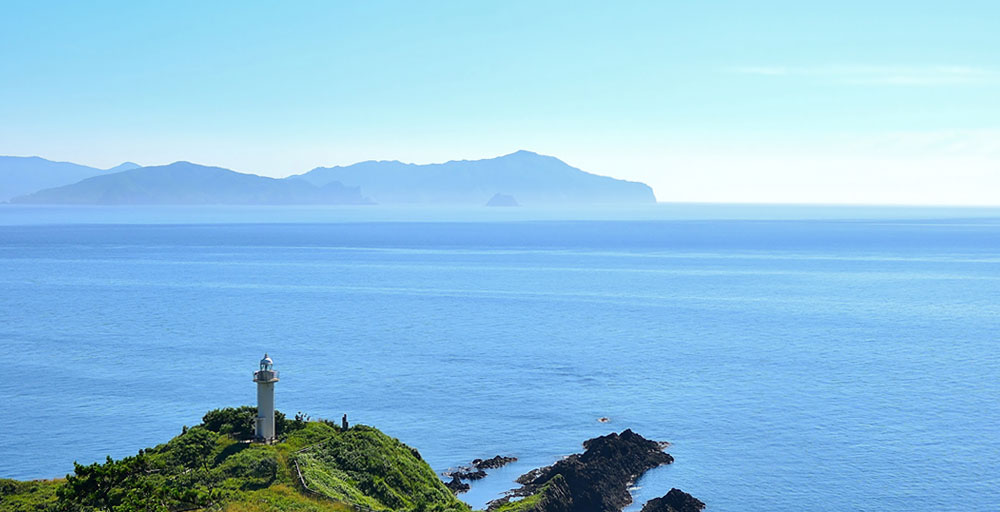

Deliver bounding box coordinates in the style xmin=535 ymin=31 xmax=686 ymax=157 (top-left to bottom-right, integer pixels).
xmin=253 ymin=354 xmax=279 ymax=442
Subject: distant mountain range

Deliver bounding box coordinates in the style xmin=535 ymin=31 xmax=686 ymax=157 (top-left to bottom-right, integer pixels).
xmin=3 ymin=151 xmax=656 ymax=205
xmin=11 ymin=162 xmax=369 ymax=205
xmin=0 ymin=156 xmax=140 ymax=202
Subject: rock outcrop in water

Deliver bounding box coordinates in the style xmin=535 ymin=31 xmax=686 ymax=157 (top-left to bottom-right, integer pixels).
xmin=448 ymin=469 xmax=487 ymax=481
xmin=488 ymin=429 xmax=694 ymax=512
xmin=445 ymin=474 xmax=471 ymax=493
xmin=486 ymin=193 xmax=520 ymax=207
xmin=474 ymin=455 xmax=518 ymax=470
xmin=639 ymin=489 xmax=705 ymax=512
xmin=444 ymin=454 xmax=518 ymax=494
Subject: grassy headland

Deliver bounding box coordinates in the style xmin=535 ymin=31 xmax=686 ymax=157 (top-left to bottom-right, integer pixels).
xmin=0 ymin=407 xmax=468 ymax=512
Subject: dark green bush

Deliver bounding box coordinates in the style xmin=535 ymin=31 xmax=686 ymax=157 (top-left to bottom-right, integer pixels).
xmin=202 ymin=406 xmax=305 ymax=440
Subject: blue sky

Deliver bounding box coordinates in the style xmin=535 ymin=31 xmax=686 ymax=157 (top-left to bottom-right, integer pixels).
xmin=1 ymin=1 xmax=998 ymax=204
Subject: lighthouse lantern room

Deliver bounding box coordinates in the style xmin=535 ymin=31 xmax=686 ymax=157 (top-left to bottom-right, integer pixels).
xmin=253 ymin=353 xmax=279 ymax=443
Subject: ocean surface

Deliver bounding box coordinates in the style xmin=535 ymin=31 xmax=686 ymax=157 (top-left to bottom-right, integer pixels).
xmin=2 ymin=205 xmax=999 ymax=511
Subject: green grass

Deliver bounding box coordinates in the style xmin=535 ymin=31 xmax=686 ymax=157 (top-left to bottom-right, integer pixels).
xmin=222 ymin=484 xmax=356 ymax=512
xmin=0 ymin=478 xmax=61 ymax=512
xmin=296 ymin=454 xmax=385 ymax=510
xmin=282 ymin=422 xmax=342 ymax=452
xmin=294 ymin=425 xmax=468 ymax=512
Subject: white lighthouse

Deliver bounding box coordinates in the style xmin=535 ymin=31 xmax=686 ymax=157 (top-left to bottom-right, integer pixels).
xmin=253 ymin=353 xmax=279 ymax=443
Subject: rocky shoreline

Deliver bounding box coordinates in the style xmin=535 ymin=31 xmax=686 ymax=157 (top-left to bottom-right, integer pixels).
xmin=479 ymin=429 xmax=703 ymax=512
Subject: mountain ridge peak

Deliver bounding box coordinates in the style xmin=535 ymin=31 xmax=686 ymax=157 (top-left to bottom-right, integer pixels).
xmin=294 ymin=151 xmax=654 ymax=206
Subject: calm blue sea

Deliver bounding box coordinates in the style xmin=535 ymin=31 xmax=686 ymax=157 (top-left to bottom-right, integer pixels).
xmin=1 ymin=206 xmax=999 ymax=511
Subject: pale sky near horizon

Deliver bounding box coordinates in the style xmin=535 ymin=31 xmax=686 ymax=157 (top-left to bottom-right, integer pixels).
xmin=2 ymin=1 xmax=998 ymax=204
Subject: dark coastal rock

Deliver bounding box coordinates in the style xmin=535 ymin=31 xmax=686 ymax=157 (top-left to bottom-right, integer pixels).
xmin=447 ymin=469 xmax=487 ymax=481
xmin=639 ymin=489 xmax=705 ymax=512
xmin=443 ymin=454 xmax=517 ymax=495
xmin=445 ymin=474 xmax=470 ymax=493
xmin=474 ymin=455 xmax=518 ymax=470
xmin=488 ymin=429 xmax=675 ymax=512
xmin=506 ymin=474 xmax=575 ymax=512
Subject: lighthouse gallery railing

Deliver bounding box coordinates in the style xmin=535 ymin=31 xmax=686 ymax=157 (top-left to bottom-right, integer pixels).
xmin=253 ymin=369 xmax=279 ymax=380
